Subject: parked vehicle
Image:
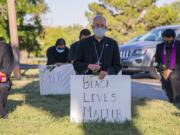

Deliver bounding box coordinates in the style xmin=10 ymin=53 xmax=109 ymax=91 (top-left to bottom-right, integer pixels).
xmin=119 ymin=25 xmax=180 ymax=79
xmin=127 ymin=34 xmax=144 ymax=43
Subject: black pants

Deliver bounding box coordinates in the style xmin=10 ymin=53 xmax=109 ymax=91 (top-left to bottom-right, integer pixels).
xmin=0 ymin=83 xmax=11 ymax=116
xmin=0 ymin=88 xmax=9 ymax=107
xmin=162 ymin=72 xmax=180 ymax=103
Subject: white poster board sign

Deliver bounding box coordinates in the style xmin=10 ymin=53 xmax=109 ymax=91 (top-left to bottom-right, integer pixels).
xmin=39 ymin=64 xmax=75 ymax=95
xmin=70 ymin=75 xmax=131 ymax=123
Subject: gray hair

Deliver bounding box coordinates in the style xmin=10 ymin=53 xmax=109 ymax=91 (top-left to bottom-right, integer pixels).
xmin=92 ymin=15 xmax=106 ymax=26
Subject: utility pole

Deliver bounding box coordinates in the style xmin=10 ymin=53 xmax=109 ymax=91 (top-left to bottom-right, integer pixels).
xmin=7 ymin=0 xmax=21 ymax=79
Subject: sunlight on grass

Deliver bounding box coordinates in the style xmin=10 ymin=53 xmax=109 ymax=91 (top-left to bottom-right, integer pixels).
xmin=0 ymin=72 xmax=180 ymax=135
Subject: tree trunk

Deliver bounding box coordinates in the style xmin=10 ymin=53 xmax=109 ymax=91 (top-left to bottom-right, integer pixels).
xmin=7 ymin=0 xmax=21 ymax=79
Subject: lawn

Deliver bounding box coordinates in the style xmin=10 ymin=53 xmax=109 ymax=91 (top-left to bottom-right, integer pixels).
xmin=0 ymin=70 xmax=180 ymax=135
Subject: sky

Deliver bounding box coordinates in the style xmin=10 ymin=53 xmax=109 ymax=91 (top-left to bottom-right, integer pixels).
xmin=42 ymin=0 xmax=177 ymax=27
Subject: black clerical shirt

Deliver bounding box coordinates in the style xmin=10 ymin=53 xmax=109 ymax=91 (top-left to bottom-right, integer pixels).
xmin=0 ymin=41 xmax=14 ymax=77
xmin=69 ymin=41 xmax=80 ymax=62
xmin=73 ymin=36 xmax=121 ymax=75
xmin=155 ymin=40 xmax=180 ymax=72
xmin=165 ymin=45 xmax=173 ymax=69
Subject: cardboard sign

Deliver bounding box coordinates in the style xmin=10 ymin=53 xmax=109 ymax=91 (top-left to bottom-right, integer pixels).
xmin=39 ymin=64 xmax=75 ymax=95
xmin=70 ymin=75 xmax=131 ymax=123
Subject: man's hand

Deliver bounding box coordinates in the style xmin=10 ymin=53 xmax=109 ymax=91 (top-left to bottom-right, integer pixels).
xmin=99 ymin=71 xmax=108 ymax=80
xmin=88 ymin=64 xmax=101 ymax=72
xmin=162 ymin=69 xmax=172 ymax=80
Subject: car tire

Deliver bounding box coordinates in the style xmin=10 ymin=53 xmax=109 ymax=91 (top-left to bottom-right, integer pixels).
xmin=149 ymin=57 xmax=160 ymax=79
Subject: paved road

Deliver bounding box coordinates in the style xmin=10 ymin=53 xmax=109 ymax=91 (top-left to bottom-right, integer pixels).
xmin=131 ymin=73 xmax=168 ymax=100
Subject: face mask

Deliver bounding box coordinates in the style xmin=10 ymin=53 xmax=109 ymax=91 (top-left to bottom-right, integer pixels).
xmin=93 ymin=28 xmax=106 ymax=38
xmin=56 ymin=47 xmax=65 ymax=53
xmin=164 ymin=40 xmax=174 ymax=47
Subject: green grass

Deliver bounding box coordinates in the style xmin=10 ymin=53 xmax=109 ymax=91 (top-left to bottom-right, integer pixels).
xmin=0 ymin=70 xmax=180 ymax=135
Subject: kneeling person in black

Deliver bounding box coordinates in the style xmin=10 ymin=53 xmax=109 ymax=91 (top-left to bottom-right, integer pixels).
xmin=0 ymin=41 xmax=14 ymax=119
xmin=73 ymin=15 xmax=121 ymax=80
xmin=47 ymin=38 xmax=69 ymax=65
xmin=155 ymin=29 xmax=180 ymax=103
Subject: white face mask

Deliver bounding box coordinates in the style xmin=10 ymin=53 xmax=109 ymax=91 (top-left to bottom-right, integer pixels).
xmin=93 ymin=27 xmax=106 ymax=38
xmin=56 ymin=47 xmax=65 ymax=53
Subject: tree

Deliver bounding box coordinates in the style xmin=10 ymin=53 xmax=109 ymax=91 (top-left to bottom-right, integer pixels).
xmin=170 ymin=0 xmax=180 ymax=22
xmin=86 ymin=0 xmax=180 ymax=43
xmin=0 ymin=1 xmax=9 ymax=42
xmin=15 ymin=0 xmax=48 ymax=57
xmin=7 ymin=0 xmax=20 ymax=78
xmin=144 ymin=5 xmax=179 ymax=29
xmin=0 ymin=0 xmax=47 ymax=78
xmin=39 ymin=25 xmax=83 ymax=56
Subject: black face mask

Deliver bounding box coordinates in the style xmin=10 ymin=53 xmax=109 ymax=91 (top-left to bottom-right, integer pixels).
xmin=164 ymin=40 xmax=174 ymax=48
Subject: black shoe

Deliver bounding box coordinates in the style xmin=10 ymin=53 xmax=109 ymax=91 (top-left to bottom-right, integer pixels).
xmin=174 ymin=97 xmax=180 ymax=104
xmin=1 ymin=112 xmax=8 ymax=119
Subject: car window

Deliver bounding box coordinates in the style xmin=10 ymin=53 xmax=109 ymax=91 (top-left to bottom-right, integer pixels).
xmin=137 ymin=28 xmax=179 ymax=42
xmin=127 ymin=35 xmax=143 ymax=43
xmin=138 ymin=29 xmax=163 ymax=42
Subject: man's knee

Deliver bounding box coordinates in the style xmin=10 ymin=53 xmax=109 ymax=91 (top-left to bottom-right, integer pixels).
xmin=0 ymin=89 xmax=9 ymax=106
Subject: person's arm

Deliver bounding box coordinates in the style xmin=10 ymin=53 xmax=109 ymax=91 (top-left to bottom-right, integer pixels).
xmin=175 ymin=41 xmax=180 ymax=68
xmin=46 ymin=48 xmax=56 ymax=65
xmin=0 ymin=45 xmax=14 ymax=77
xmin=65 ymin=47 xmax=70 ymax=63
xmin=107 ymin=42 xmax=121 ymax=75
xmin=156 ymin=44 xmax=173 ymax=80
xmin=68 ymin=45 xmax=74 ymax=63
xmin=155 ymin=44 xmax=166 ymax=73
xmin=73 ymin=42 xmax=89 ymax=74
xmin=155 ymin=45 xmax=160 ymax=64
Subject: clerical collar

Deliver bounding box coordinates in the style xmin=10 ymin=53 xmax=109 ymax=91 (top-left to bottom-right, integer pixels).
xmin=94 ymin=35 xmax=105 ymax=42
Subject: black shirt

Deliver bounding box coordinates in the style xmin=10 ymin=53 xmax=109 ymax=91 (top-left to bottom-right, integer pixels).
xmin=73 ymin=36 xmax=121 ymax=75
xmin=0 ymin=41 xmax=14 ymax=77
xmin=69 ymin=41 xmax=80 ymax=62
xmin=155 ymin=40 xmax=180 ymax=71
xmin=165 ymin=45 xmax=173 ymax=69
xmin=46 ymin=46 xmax=69 ymax=65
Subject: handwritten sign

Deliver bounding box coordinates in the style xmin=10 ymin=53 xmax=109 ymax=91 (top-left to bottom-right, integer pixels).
xmin=39 ymin=64 xmax=75 ymax=95
xmin=70 ymin=75 xmax=131 ymax=123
